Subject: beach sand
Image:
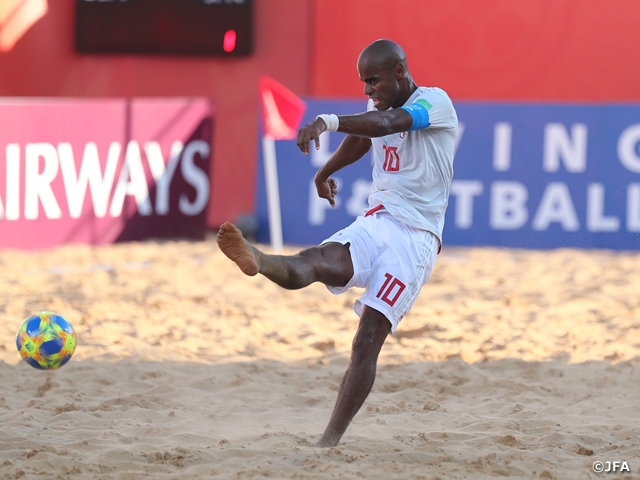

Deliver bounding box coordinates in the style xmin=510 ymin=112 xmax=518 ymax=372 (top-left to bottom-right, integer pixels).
xmin=1 ymin=239 xmax=639 ymax=479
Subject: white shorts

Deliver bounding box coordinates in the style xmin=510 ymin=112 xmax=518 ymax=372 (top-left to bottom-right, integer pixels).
xmin=321 ymin=210 xmax=439 ymax=333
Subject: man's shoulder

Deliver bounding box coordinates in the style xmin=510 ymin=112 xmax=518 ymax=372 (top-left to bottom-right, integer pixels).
xmin=413 ymin=86 xmax=453 ymax=104
xmin=408 ymin=87 xmax=456 ymax=122
xmin=416 ymin=86 xmax=447 ymax=94
xmin=406 ymin=86 xmax=458 ymax=131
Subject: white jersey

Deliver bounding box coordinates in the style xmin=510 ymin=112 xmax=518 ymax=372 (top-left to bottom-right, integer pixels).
xmin=367 ymin=86 xmax=457 ymax=243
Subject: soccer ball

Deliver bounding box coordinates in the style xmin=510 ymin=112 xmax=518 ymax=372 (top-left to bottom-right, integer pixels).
xmin=16 ymin=312 xmax=76 ymax=370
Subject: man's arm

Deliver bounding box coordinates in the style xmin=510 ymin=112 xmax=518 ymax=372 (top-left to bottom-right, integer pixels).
xmin=297 ymin=108 xmax=412 ymax=155
xmin=338 ymin=109 xmax=414 ymax=137
xmin=297 ymin=107 xmax=415 ymax=206
xmin=313 ymin=135 xmax=372 ymax=207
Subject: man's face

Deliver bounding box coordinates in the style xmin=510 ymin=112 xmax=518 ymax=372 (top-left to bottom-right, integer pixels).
xmin=357 ymin=57 xmax=402 ymax=111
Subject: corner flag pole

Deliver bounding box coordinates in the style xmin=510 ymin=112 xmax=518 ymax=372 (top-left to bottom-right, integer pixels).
xmin=262 ymin=134 xmax=283 ymax=252
xmin=259 ymin=76 xmax=306 ymax=253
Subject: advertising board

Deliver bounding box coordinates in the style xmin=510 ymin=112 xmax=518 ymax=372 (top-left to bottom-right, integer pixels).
xmin=0 ymin=98 xmax=213 ymax=249
xmin=257 ymin=100 xmax=640 ymax=250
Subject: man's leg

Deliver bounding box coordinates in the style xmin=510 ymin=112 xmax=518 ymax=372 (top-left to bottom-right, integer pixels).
xmin=218 ymin=222 xmax=388 ymax=446
xmin=217 ymin=222 xmax=353 ymax=289
xmin=316 ymin=305 xmax=390 ymax=447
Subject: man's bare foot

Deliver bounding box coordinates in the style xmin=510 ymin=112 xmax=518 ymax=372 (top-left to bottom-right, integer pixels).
xmin=217 ymin=222 xmax=260 ymax=276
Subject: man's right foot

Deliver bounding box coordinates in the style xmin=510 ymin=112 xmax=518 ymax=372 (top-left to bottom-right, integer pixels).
xmin=216 ymin=222 xmax=260 ymax=276
xmin=315 ymin=436 xmax=340 ymax=448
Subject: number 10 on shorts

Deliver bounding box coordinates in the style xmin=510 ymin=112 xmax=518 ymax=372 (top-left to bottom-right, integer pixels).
xmin=376 ymin=273 xmax=406 ymax=307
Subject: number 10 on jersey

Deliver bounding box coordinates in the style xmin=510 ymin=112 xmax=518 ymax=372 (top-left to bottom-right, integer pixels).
xmin=382 ymin=145 xmax=400 ymax=172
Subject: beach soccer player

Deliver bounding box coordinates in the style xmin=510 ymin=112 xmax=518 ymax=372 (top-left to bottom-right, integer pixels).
xmin=218 ymin=39 xmax=458 ymax=447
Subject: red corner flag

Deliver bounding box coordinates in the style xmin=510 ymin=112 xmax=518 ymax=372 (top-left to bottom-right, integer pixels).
xmin=259 ymin=75 xmax=306 ymax=140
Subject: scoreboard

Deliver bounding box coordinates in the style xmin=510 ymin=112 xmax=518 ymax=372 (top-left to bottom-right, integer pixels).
xmin=76 ymin=0 xmax=253 ymax=56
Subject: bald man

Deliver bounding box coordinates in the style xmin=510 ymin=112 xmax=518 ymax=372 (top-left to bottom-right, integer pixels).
xmin=218 ymin=39 xmax=458 ymax=447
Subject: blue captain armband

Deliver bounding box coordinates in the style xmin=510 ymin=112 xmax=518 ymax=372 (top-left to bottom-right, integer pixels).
xmin=400 ymin=102 xmax=431 ymax=131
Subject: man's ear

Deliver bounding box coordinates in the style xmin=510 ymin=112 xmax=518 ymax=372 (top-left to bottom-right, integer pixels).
xmin=394 ymin=62 xmax=405 ymax=79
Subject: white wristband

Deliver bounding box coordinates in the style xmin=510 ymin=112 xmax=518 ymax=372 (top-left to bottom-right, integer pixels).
xmin=317 ymin=114 xmax=339 ymax=132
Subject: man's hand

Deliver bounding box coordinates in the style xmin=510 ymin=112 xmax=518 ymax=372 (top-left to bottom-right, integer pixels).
xmin=297 ymin=118 xmax=327 ymax=155
xmin=315 ymin=176 xmax=338 ymax=207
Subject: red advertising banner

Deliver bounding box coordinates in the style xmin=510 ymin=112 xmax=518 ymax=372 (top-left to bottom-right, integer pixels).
xmin=0 ymin=98 xmax=213 ymax=249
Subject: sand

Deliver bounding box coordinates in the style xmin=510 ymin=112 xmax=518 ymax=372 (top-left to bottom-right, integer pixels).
xmin=1 ymin=239 xmax=639 ymax=479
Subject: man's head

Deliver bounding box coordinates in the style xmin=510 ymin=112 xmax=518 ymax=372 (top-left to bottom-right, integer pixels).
xmin=357 ymin=39 xmax=415 ymax=111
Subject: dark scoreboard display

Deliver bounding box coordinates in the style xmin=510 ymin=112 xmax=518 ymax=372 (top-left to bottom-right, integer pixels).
xmin=76 ymin=0 xmax=252 ymax=56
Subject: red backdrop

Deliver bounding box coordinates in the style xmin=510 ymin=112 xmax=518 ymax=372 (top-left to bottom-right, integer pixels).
xmin=311 ymin=0 xmax=640 ymax=101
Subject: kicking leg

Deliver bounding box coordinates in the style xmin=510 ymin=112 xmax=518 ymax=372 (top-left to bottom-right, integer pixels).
xmin=316 ymin=305 xmax=390 ymax=447
xmin=217 ymin=222 xmax=353 ymax=289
